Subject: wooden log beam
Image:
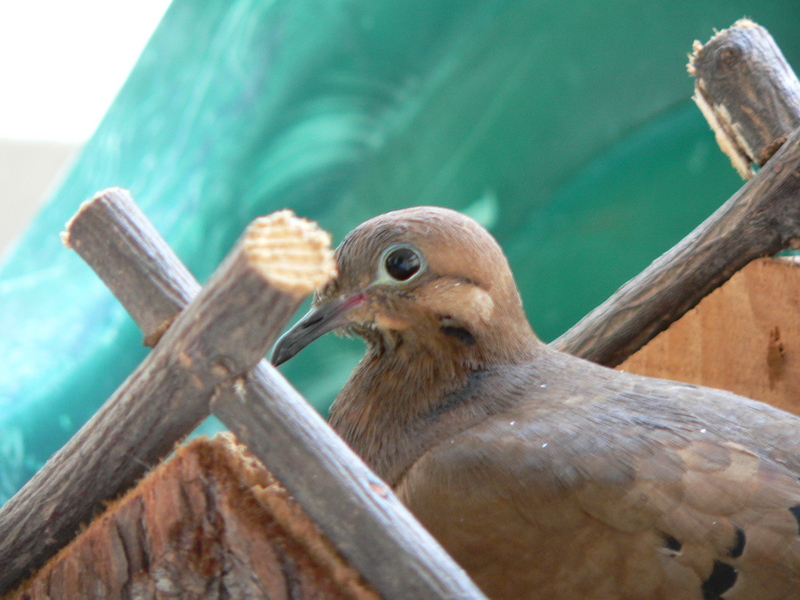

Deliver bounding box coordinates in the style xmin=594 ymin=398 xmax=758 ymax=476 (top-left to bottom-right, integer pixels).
xmin=553 ymin=125 xmax=800 ymax=366
xmin=62 ymin=187 xmax=201 ymax=346
xmin=689 ymin=19 xmax=800 ymax=178
xmin=0 ymin=194 xmax=335 ymax=594
xmin=5 ymin=189 xmax=489 ymax=600
xmin=554 ymin=21 xmax=800 ymax=367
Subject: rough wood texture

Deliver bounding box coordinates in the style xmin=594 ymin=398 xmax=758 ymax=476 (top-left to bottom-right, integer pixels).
xmin=0 ymin=201 xmax=336 ymax=595
xmin=553 ymin=124 xmax=800 ymax=367
xmin=619 ymin=257 xmax=800 ymax=415
xmin=40 ymin=189 xmax=489 ymax=600
xmin=63 ymin=187 xmax=201 ymax=346
xmin=3 ymin=435 xmax=380 ymax=600
xmin=689 ymin=19 xmax=800 ymax=178
xmin=213 ymin=366 xmax=489 ymax=600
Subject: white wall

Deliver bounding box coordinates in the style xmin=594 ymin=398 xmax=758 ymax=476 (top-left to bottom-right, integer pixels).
xmin=0 ymin=1 xmax=171 ymax=258
xmin=0 ymin=140 xmax=79 ymax=256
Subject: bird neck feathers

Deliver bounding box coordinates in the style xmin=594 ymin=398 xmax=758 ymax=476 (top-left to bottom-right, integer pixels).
xmin=329 ymin=320 xmax=543 ymax=485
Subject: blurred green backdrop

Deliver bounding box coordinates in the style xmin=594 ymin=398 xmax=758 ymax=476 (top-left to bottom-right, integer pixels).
xmin=1 ymin=0 xmax=799 ymax=503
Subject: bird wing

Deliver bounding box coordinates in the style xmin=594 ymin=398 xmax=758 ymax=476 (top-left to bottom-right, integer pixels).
xmin=396 ymin=376 xmax=800 ymax=600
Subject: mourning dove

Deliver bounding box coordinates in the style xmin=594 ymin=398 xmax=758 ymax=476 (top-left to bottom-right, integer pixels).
xmin=272 ymin=207 xmax=800 ymax=600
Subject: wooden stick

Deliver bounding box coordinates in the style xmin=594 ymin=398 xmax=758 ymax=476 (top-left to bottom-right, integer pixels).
xmin=213 ymin=368 xmax=487 ymax=600
xmin=0 ymin=198 xmax=335 ymax=594
xmin=689 ymin=19 xmax=800 ymax=178
xmin=62 ymin=187 xmax=201 ymax=346
xmin=554 ymin=22 xmax=800 ymax=367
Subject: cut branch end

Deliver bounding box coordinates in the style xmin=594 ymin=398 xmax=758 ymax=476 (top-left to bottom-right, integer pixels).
xmin=689 ymin=19 xmax=800 ymax=173
xmin=243 ymin=210 xmax=337 ymax=299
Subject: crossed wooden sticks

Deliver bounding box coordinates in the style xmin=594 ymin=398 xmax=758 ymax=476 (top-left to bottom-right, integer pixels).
xmin=1 ymin=19 xmax=800 ymax=600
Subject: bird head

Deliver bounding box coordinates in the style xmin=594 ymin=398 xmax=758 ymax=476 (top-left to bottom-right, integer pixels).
xmin=272 ymin=206 xmax=538 ymax=367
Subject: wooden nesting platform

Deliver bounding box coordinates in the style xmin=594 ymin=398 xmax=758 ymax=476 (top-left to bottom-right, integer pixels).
xmin=4 ymin=434 xmax=378 ymax=600
xmin=620 ymin=256 xmax=800 ymax=415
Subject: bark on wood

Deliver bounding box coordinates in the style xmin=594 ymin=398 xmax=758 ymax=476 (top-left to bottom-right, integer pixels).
xmin=213 ymin=366 xmax=488 ymax=600
xmin=3 ymin=435 xmax=380 ymax=600
xmin=619 ymin=257 xmax=800 ymax=416
xmin=0 ymin=201 xmax=335 ymax=595
xmin=15 ymin=189 xmax=489 ymax=600
xmin=63 ymin=187 xmax=201 ymax=346
xmin=689 ymin=19 xmax=800 ymax=178
xmin=553 ymin=125 xmax=800 ymax=367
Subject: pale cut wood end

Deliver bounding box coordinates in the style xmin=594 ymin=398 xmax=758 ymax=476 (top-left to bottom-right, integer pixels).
xmin=61 ymin=199 xmax=94 ymax=249
xmin=692 ymin=83 xmax=754 ymax=179
xmin=687 ymin=20 xmax=764 ymax=179
xmin=243 ymin=210 xmax=337 ymax=298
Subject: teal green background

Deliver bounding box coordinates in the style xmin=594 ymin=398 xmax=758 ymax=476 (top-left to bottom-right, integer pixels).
xmin=1 ymin=1 xmax=798 ymax=503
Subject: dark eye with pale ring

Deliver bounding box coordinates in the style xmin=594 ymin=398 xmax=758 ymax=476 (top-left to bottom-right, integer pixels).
xmin=384 ymin=247 xmax=421 ymax=281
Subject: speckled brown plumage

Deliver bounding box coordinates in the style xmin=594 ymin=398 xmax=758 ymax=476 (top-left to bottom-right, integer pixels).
xmin=273 ymin=207 xmax=800 ymax=600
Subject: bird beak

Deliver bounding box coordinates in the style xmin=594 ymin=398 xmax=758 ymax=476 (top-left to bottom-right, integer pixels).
xmin=271 ymin=293 xmax=366 ymax=366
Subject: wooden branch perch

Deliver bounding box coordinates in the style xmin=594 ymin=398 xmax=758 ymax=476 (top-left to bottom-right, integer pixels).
xmin=62 ymin=188 xmax=201 ymax=345
xmin=1 ymin=189 xmax=488 ymax=600
xmin=554 ymin=20 xmax=800 ymax=367
xmin=212 ymin=368 xmax=483 ymax=600
xmin=553 ymin=125 xmax=800 ymax=366
xmin=689 ymin=19 xmax=800 ymax=178
xmin=0 ymin=195 xmax=335 ymax=594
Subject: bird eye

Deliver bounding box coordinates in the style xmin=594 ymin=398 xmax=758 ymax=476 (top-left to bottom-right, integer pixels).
xmin=383 ymin=246 xmax=422 ymax=281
